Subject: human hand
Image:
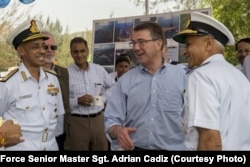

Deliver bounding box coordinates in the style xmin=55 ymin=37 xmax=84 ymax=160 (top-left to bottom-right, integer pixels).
xmin=114 ymin=126 xmax=136 ymax=150
xmin=0 ymin=120 xmax=24 ymax=147
xmin=78 ymin=94 xmax=93 ymax=106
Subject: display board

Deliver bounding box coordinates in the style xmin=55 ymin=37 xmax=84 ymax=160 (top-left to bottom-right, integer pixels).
xmin=92 ymin=8 xmax=211 ymax=73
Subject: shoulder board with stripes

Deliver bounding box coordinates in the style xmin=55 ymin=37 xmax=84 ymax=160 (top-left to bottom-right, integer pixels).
xmin=0 ymin=68 xmax=18 ymax=82
xmin=43 ymin=67 xmax=57 ymax=76
xmin=186 ymin=61 xmax=210 ymax=74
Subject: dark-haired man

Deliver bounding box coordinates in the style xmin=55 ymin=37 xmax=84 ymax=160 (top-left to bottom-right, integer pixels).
xmin=235 ymin=38 xmax=250 ymax=71
xmin=109 ymin=56 xmax=130 ymax=82
xmin=0 ymin=19 xmax=65 ymax=150
xmin=67 ymin=37 xmax=115 ymax=150
xmin=105 ymin=22 xmax=187 ymax=151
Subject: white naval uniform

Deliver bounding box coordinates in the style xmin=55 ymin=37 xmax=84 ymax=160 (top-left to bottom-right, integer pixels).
xmin=243 ymin=55 xmax=250 ymax=81
xmin=0 ymin=63 xmax=65 ymax=150
xmin=235 ymin=63 xmax=243 ymax=72
xmin=183 ymin=54 xmax=250 ymax=150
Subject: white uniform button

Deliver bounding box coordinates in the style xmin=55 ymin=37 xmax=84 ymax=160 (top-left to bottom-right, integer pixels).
xmin=42 ymin=106 xmax=45 ymax=110
xmin=25 ymin=106 xmax=29 ymax=110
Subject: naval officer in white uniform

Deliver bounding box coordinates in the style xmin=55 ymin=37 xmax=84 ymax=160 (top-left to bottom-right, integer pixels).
xmin=173 ymin=12 xmax=250 ymax=150
xmin=0 ymin=19 xmax=65 ymax=150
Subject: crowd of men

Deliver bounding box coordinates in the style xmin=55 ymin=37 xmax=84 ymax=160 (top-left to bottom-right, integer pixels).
xmin=0 ymin=11 xmax=250 ymax=151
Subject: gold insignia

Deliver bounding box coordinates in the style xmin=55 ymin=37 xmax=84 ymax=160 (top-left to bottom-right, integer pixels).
xmin=29 ymin=20 xmax=40 ymax=33
xmin=48 ymin=83 xmax=54 ymax=87
xmin=0 ymin=68 xmax=18 ymax=82
xmin=21 ymin=71 xmax=28 ymax=81
xmin=178 ymin=29 xmax=198 ymax=35
xmin=184 ymin=14 xmax=191 ymax=29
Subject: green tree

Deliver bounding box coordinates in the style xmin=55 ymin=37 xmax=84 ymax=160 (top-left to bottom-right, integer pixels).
xmin=42 ymin=17 xmax=73 ymax=67
xmin=0 ymin=1 xmax=27 ymax=71
xmin=0 ymin=6 xmax=90 ymax=70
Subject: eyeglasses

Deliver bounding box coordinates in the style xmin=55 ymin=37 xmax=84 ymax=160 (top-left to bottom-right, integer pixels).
xmin=129 ymin=39 xmax=159 ymax=47
xmin=44 ymin=45 xmax=57 ymax=51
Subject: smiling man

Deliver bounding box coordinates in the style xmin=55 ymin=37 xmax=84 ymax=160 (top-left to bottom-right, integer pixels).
xmin=0 ymin=19 xmax=65 ymax=150
xmin=173 ymin=12 xmax=250 ymax=150
xmin=67 ymin=37 xmax=115 ymax=151
xmin=105 ymin=22 xmax=187 ymax=151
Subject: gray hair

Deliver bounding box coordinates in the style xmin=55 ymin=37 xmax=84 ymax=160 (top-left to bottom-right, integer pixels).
xmin=214 ymin=39 xmax=225 ymax=53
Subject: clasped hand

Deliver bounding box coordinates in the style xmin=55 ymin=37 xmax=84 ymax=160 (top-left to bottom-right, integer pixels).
xmin=0 ymin=120 xmax=24 ymax=147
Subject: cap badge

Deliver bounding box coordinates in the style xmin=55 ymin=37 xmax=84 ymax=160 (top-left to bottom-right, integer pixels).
xmin=184 ymin=15 xmax=191 ymax=29
xmin=29 ymin=20 xmax=40 ymax=34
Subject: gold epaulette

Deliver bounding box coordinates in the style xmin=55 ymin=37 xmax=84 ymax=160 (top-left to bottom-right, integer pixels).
xmin=0 ymin=68 xmax=18 ymax=82
xmin=43 ymin=67 xmax=57 ymax=76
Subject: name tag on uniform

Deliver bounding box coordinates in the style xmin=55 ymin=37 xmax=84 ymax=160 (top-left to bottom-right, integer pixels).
xmin=19 ymin=94 xmax=32 ymax=99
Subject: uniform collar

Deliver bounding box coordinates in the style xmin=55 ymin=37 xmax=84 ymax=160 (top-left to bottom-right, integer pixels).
xmin=186 ymin=54 xmax=224 ymax=74
xmin=19 ymin=63 xmax=47 ymax=81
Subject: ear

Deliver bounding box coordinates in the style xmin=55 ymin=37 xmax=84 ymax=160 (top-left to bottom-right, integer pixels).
xmin=156 ymin=39 xmax=163 ymax=51
xmin=16 ymin=46 xmax=25 ymax=57
xmin=205 ymin=36 xmax=213 ymax=50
